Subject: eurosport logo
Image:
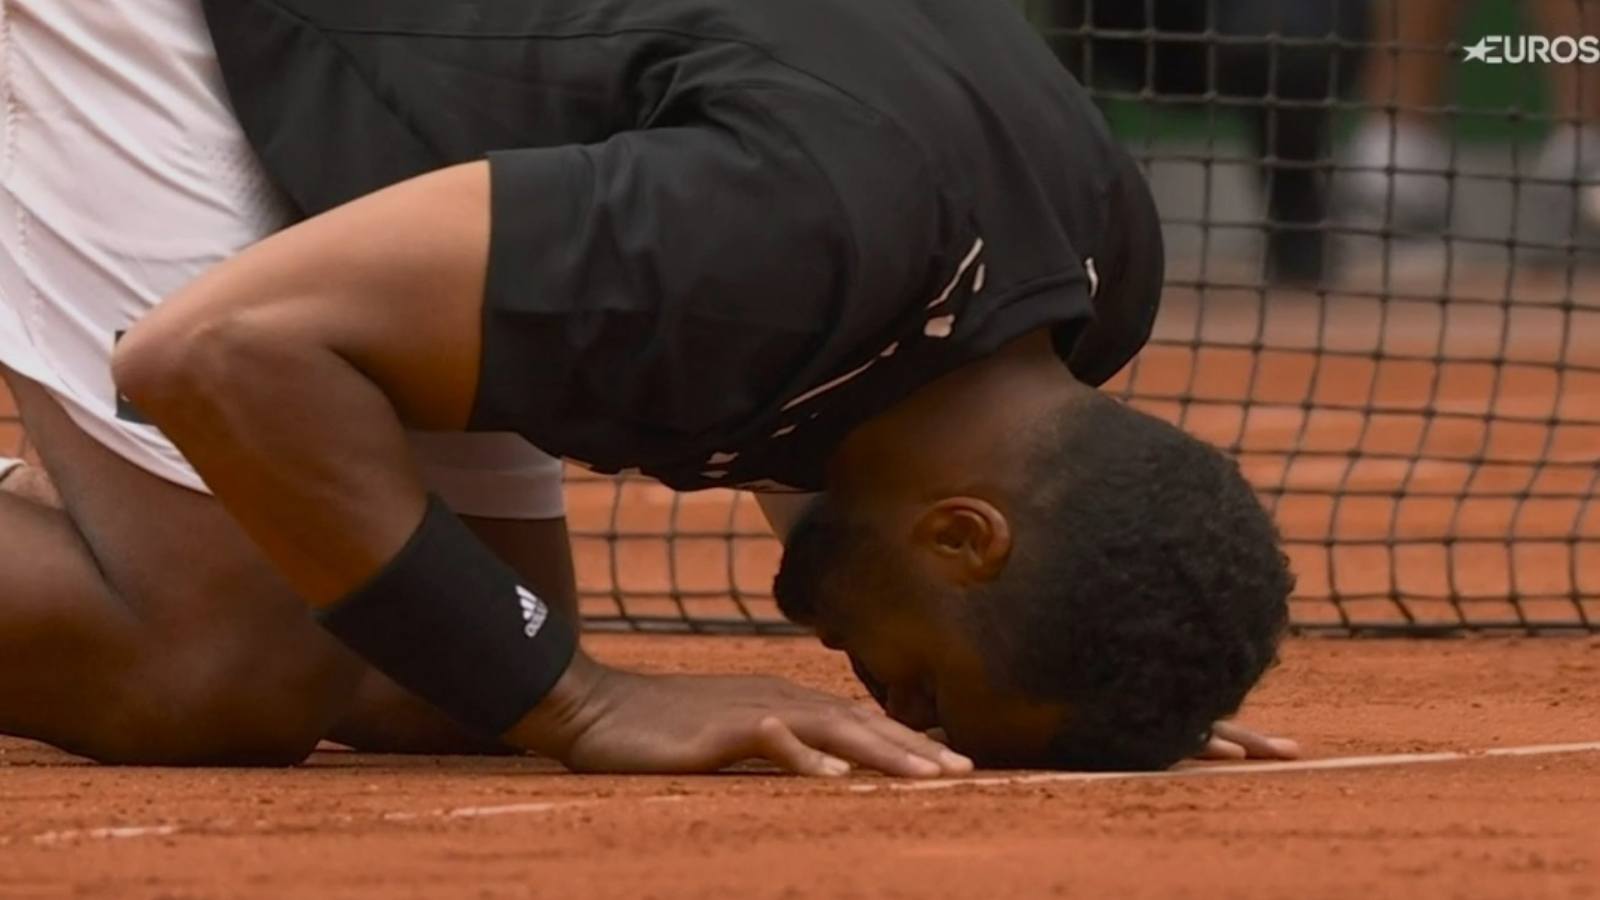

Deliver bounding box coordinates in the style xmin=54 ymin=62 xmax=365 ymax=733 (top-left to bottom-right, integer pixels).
xmin=1463 ymin=35 xmax=1600 ymax=64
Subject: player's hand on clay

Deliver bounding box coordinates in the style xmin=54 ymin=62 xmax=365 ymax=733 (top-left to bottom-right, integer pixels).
xmin=1195 ymin=720 xmax=1300 ymax=761
xmin=512 ymin=653 xmax=974 ymax=777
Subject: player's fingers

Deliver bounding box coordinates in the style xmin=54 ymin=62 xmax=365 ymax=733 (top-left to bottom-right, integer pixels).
xmin=1195 ymin=736 xmax=1249 ymax=760
xmin=854 ymin=707 xmax=973 ymax=775
xmin=793 ymin=714 xmax=946 ymax=778
xmin=753 ymin=717 xmax=852 ymax=777
xmin=1210 ymin=722 xmax=1301 ymax=759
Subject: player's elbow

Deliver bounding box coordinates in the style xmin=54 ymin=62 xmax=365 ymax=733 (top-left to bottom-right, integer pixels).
xmin=112 ymin=307 xmax=286 ymax=429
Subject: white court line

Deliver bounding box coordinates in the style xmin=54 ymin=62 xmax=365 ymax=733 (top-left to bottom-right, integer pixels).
xmin=849 ymin=741 xmax=1600 ymax=794
xmin=31 ymin=824 xmax=180 ymax=845
xmin=18 ymin=794 xmax=668 ymax=846
xmin=15 ymin=742 xmax=1599 ymax=844
xmin=381 ymin=799 xmax=593 ymax=822
xmin=23 ymin=799 xmax=596 ymax=845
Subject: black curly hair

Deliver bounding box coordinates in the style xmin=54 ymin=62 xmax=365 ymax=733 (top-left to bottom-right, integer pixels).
xmin=966 ymin=390 xmax=1293 ymax=770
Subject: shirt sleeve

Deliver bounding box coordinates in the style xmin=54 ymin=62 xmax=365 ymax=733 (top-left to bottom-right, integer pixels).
xmin=470 ymin=91 xmax=950 ymax=468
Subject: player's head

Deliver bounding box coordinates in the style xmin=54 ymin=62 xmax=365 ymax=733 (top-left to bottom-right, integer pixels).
xmin=774 ymin=374 xmax=1291 ymax=769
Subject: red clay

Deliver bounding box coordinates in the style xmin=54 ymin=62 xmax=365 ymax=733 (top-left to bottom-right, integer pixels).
xmin=1 ymin=290 xmax=1596 ymax=897
xmin=3 ymin=636 xmax=1597 ymax=899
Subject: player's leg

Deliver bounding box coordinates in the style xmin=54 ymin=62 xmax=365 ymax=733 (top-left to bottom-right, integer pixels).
xmin=0 ymin=375 xmax=579 ymax=759
xmin=0 ymin=368 xmax=362 ymax=765
xmin=1528 ymin=0 xmax=1600 ymax=231
xmin=1341 ymin=0 xmax=1465 ymax=227
xmin=1532 ymin=0 xmax=1600 ymax=124
xmin=0 ymin=0 xmax=579 ymax=761
xmin=1361 ymin=0 xmax=1461 ymax=113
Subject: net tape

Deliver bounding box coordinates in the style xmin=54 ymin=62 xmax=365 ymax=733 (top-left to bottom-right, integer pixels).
xmin=2 ymin=2 xmax=1594 ymax=635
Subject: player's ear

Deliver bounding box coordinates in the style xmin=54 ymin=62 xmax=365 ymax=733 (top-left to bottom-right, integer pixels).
xmin=910 ymin=497 xmax=1012 ymax=585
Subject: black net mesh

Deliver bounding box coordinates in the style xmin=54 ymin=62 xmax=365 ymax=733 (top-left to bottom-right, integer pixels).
xmin=3 ymin=0 xmax=1595 ymax=635
xmin=571 ymin=0 xmax=1599 ymax=636
xmin=1042 ymin=0 xmax=1599 ymax=633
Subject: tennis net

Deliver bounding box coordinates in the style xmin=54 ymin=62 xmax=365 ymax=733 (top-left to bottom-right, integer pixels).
xmin=2 ymin=1 xmax=1595 ymax=636
xmin=569 ymin=1 xmax=1599 ymax=635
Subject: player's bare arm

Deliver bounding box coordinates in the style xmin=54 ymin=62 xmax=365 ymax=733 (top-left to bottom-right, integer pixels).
xmin=112 ymin=161 xmax=970 ymax=778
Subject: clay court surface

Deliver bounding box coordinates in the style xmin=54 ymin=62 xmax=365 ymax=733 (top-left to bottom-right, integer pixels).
xmin=1 ymin=208 xmax=1596 ymax=896
xmin=4 ymin=9 xmax=1600 ymax=895
xmin=0 ymin=635 xmax=1596 ymax=900
xmin=0 ymin=268 xmax=1596 ymax=898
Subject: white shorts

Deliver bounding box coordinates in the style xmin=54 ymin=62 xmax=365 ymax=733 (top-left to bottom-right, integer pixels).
xmin=0 ymin=0 xmax=564 ymax=520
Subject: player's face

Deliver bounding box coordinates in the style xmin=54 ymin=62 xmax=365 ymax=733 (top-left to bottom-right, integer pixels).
xmin=773 ymin=493 xmax=1067 ymax=765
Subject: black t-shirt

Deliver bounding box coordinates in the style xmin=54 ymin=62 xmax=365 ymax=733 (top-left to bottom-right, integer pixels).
xmin=203 ymin=0 xmax=1163 ymax=492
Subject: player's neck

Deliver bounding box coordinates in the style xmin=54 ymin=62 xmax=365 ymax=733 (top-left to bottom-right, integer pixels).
xmin=827 ymin=327 xmax=1082 ymax=486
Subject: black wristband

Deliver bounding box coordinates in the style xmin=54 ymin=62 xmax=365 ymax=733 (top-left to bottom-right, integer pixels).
xmin=316 ymin=495 xmax=578 ymax=737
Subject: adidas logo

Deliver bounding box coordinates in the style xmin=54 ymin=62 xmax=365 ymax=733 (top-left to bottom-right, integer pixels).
xmin=517 ymin=585 xmax=549 ymax=639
